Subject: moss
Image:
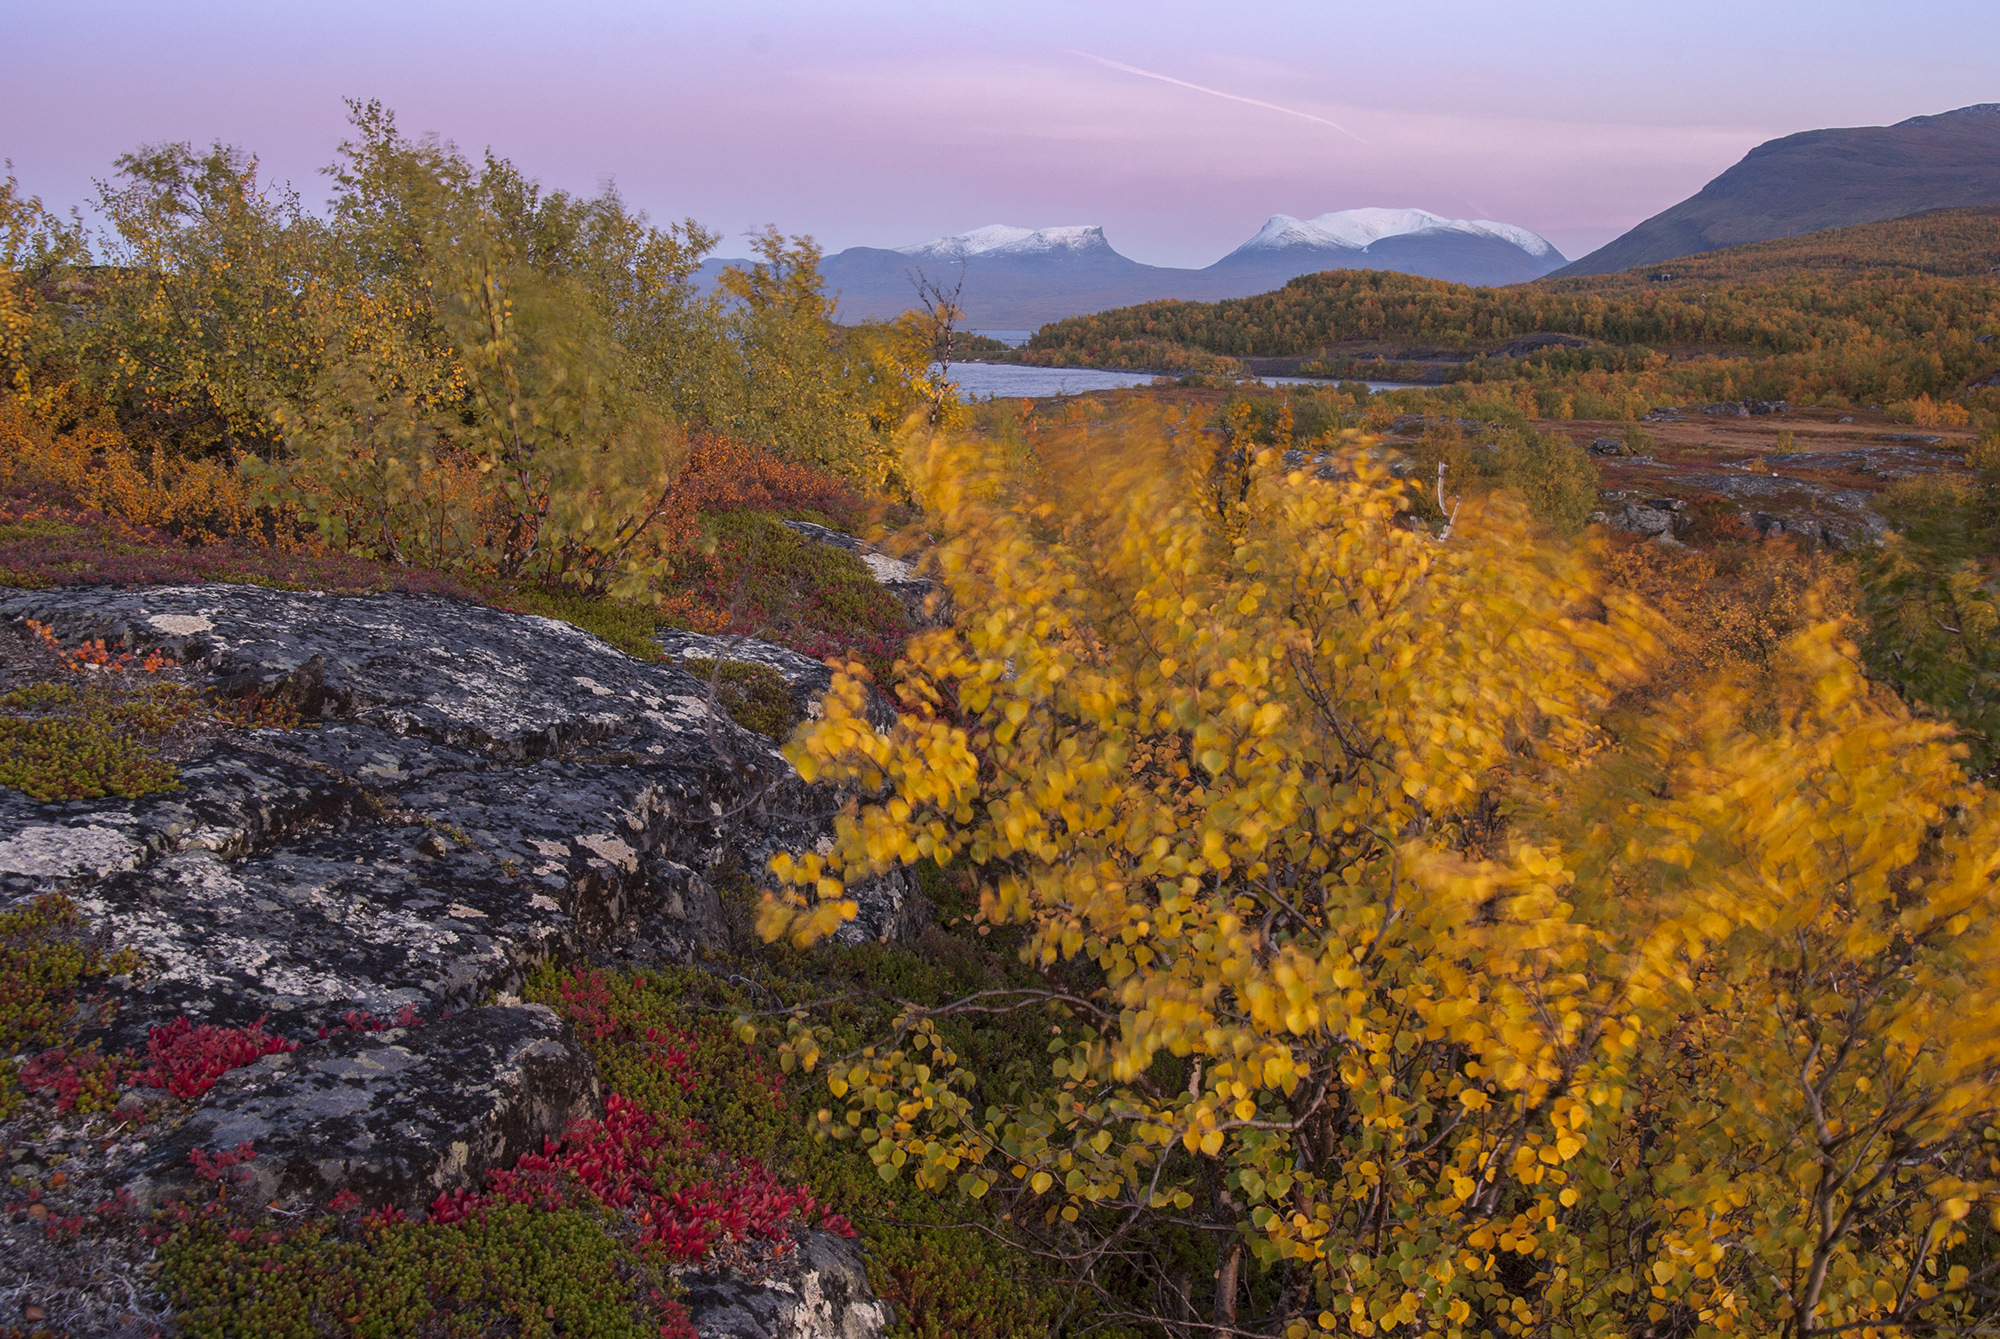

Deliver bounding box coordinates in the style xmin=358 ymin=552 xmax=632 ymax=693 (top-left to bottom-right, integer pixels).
xmin=0 ymin=680 xmax=197 ymax=801
xmin=679 ymin=656 xmax=794 ymax=740
xmin=661 ymin=510 xmax=911 ymax=681
xmin=497 ymin=586 xmax=668 ymax=663
xmin=162 ymin=1202 xmax=682 ymax=1339
xmin=0 ymin=518 xmax=84 ymax=543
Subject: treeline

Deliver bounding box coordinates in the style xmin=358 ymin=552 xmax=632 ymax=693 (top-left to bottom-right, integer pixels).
xmin=0 ymin=102 xmax=950 ymax=597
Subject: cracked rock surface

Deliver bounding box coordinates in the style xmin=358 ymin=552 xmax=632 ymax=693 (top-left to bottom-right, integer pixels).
xmin=122 ymin=1003 xmax=601 ymax=1216
xmin=0 ymin=585 xmax=922 ymax=1051
xmin=680 ymin=1230 xmax=891 ymax=1339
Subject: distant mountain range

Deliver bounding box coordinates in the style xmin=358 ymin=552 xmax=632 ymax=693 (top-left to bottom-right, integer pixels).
xmin=1554 ymin=104 xmax=2000 ymax=277
xmin=697 ymin=209 xmax=1567 ymax=327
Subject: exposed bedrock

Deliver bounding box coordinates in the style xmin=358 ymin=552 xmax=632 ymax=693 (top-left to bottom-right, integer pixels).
xmin=0 ymin=585 xmax=924 ymax=1049
xmin=0 ymin=583 xmax=915 ymax=1334
xmin=121 ymin=1003 xmax=602 ymax=1216
xmin=680 ymin=1230 xmax=892 ymax=1339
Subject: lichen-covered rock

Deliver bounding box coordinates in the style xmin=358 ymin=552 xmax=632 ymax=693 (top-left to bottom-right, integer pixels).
xmin=0 ymin=584 xmax=921 ymax=1038
xmin=680 ymin=1230 xmax=891 ymax=1339
xmin=122 ymin=1004 xmax=601 ymax=1216
xmin=1594 ymin=475 xmax=1890 ymax=549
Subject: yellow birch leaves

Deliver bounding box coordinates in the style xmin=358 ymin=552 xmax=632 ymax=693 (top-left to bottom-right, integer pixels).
xmin=765 ymin=408 xmax=2000 ymax=1337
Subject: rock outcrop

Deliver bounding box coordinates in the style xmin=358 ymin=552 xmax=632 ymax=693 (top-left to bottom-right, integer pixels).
xmin=1593 ymin=475 xmax=1892 ymax=549
xmin=679 ymin=1230 xmax=892 ymax=1339
xmin=0 ymin=582 xmax=914 ymax=1336
xmin=122 ymin=1003 xmax=601 ymax=1214
xmin=0 ymin=585 xmax=925 ymax=1040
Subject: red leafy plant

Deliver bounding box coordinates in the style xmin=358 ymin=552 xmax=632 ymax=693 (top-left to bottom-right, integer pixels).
xmin=21 ymin=1014 xmax=297 ymax=1111
xmin=429 ymin=1092 xmax=853 ymax=1258
xmin=134 ymin=1015 xmax=297 ymax=1099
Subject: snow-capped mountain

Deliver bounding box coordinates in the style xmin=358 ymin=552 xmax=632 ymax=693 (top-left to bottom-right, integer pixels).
xmin=1214 ymin=209 xmax=1564 ymax=288
xmin=894 ymin=224 xmax=1110 ymax=261
xmin=1234 ymin=208 xmax=1555 ymax=260
xmin=695 ymin=209 xmax=1567 ymax=326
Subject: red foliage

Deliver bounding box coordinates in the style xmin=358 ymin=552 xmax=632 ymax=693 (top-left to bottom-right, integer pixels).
xmin=429 ymin=1093 xmax=828 ymax=1262
xmin=551 ymin=970 xmax=622 ymax=1043
xmin=0 ymin=488 xmax=487 ymax=599
xmin=642 ymin=1026 xmax=697 ymax=1094
xmin=135 ymin=1016 xmax=298 ymax=1099
xmin=317 ymin=1003 xmax=424 ymax=1039
xmin=672 ymin=434 xmax=863 ymax=532
xmin=187 ymin=1141 xmax=258 ymax=1184
xmin=16 ymin=1045 xmax=128 ymax=1113
xmin=24 ymin=618 xmax=175 ymax=673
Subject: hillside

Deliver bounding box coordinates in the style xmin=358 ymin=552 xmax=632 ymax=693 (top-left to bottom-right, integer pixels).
xmin=1553 ymin=103 xmax=2000 ymax=277
xmin=1012 ymin=208 xmax=2000 ymax=407
xmin=1558 ymin=205 xmax=2000 ymax=284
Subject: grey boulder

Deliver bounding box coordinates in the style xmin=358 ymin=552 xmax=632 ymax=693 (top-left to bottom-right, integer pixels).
xmin=121 ymin=1004 xmax=600 ymax=1216
xmin=681 ymin=1230 xmax=891 ymax=1339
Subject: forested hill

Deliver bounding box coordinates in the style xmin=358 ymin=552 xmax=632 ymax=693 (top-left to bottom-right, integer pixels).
xmin=1566 ymin=205 xmax=2000 ymax=284
xmin=1016 ymin=208 xmax=2000 ymax=404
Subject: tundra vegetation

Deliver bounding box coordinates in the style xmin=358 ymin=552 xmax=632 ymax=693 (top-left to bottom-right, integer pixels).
xmin=4 ymin=108 xmax=2000 ymax=1338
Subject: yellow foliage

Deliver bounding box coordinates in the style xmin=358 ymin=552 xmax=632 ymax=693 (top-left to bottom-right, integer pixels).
xmin=764 ymin=408 xmax=2000 ymax=1335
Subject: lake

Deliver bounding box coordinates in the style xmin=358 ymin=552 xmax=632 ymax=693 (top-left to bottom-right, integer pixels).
xmin=940 ymin=361 xmax=1421 ymax=399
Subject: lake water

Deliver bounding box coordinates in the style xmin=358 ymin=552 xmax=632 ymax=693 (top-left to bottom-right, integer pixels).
xmin=941 ymin=361 xmax=1420 ymax=399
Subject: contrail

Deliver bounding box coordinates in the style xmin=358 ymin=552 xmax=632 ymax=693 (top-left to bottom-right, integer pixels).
xmin=1064 ymin=49 xmax=1366 ymax=144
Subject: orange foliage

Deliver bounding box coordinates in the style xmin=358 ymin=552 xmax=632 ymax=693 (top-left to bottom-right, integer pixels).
xmin=669 ymin=433 xmax=863 ymax=532
xmin=1599 ymin=532 xmax=1860 ymax=682
xmin=1905 ymin=392 xmax=1974 ymax=428
xmin=0 ymin=391 xmax=260 ymax=544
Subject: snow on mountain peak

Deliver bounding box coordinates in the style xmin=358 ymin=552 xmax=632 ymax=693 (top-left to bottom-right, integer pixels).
xmin=1236 ymin=208 xmax=1554 ymax=259
xmin=897 ymin=224 xmax=1108 ymax=260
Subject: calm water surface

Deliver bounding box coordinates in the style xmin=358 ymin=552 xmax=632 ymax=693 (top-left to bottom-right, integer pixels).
xmin=941 ymin=361 xmax=1419 ymax=399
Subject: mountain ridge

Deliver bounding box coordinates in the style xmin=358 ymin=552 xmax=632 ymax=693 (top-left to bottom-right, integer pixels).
xmin=1551 ymin=102 xmax=2000 ymax=278
xmin=696 ymin=210 xmax=1566 ymax=327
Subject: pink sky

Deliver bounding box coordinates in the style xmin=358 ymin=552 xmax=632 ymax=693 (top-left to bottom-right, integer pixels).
xmin=6 ymin=0 xmax=1998 ymax=268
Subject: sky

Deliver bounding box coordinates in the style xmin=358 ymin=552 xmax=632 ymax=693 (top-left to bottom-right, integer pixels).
xmin=5 ymin=0 xmax=1999 ymax=270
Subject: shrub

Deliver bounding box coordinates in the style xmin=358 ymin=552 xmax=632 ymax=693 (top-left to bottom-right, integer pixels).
xmin=764 ymin=409 xmax=2000 ymax=1336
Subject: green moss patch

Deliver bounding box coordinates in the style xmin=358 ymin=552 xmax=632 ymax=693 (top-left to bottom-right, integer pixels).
xmin=0 ymin=680 xmax=197 ymax=801
xmin=665 ymin=510 xmax=912 ymax=681
xmin=679 ymin=656 xmax=794 ymax=740
xmin=0 ymin=893 xmax=140 ymax=1117
xmin=492 ymin=586 xmax=668 ymax=663
xmin=163 ymin=1201 xmax=685 ymax=1339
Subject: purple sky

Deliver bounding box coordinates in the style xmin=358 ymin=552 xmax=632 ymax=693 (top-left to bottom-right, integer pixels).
xmin=6 ymin=0 xmax=1998 ymax=268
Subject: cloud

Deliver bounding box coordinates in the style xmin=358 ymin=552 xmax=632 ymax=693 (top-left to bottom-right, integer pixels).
xmin=1062 ymin=49 xmax=1366 ymax=145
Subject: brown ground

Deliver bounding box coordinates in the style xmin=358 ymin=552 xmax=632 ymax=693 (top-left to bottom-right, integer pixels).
xmin=1541 ymin=406 xmax=1977 ymax=507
